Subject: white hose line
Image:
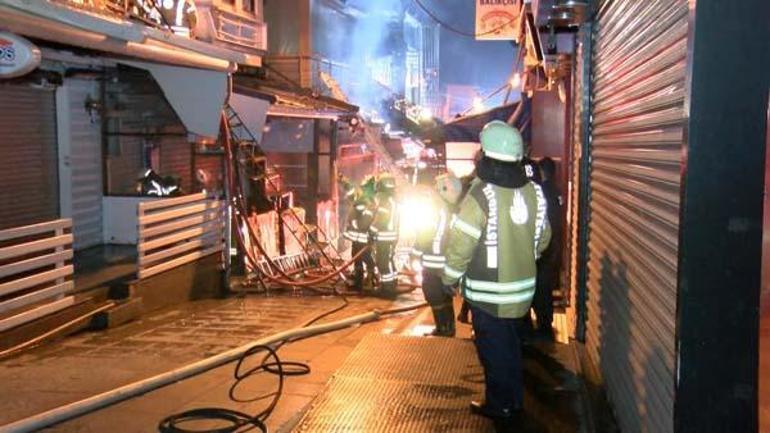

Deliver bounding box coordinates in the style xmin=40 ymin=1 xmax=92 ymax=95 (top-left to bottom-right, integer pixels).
xmin=0 ymin=304 xmax=424 ymax=433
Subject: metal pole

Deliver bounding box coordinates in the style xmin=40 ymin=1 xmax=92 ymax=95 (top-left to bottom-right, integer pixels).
xmin=223 ymin=77 xmax=234 ymax=285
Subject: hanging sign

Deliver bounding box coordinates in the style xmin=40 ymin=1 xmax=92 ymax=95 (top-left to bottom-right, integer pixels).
xmin=475 ymin=0 xmax=520 ymax=41
xmin=0 ymin=32 xmax=41 ymax=79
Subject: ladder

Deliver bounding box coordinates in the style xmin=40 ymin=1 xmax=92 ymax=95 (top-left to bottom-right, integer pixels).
xmin=224 ymin=104 xmax=345 ymax=270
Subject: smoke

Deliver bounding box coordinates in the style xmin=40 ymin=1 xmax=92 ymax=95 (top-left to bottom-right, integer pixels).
xmin=326 ymin=0 xmax=405 ymax=117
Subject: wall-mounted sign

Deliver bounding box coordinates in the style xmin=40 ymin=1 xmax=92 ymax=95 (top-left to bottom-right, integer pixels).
xmin=0 ymin=32 xmax=41 ymax=79
xmin=475 ymin=0 xmax=520 ymax=41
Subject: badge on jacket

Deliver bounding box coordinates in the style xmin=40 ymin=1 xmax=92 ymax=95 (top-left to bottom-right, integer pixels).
xmin=510 ymin=190 xmax=529 ymax=225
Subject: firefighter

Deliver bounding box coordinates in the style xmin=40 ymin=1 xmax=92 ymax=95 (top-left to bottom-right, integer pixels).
xmin=360 ymin=174 xmax=378 ymax=203
xmin=137 ymin=169 xmax=181 ymax=197
xmin=340 ymin=176 xmax=375 ymax=291
xmin=442 ymin=120 xmax=551 ymax=431
xmin=411 ymin=173 xmax=463 ymax=337
xmin=370 ymin=174 xmax=399 ymax=298
xmin=533 ymin=157 xmax=563 ymax=340
xmin=522 ymin=154 xmax=541 ymax=184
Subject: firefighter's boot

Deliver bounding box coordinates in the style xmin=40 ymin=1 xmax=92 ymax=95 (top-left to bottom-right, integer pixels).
xmin=428 ymin=305 xmax=456 ymax=337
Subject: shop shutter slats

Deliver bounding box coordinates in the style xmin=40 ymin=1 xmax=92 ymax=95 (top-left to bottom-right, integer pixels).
xmin=0 ymin=85 xmax=59 ymax=230
xmin=567 ymin=30 xmax=585 ymax=328
xmin=584 ymin=0 xmax=688 ymax=432
xmin=68 ymin=79 xmax=104 ymax=250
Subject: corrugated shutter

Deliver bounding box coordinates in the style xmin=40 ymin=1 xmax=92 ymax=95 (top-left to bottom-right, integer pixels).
xmin=585 ymin=1 xmax=687 ymax=433
xmin=67 ymin=79 xmax=103 ymax=250
xmin=567 ymin=33 xmax=585 ymax=331
xmin=0 ymin=85 xmax=59 ymax=230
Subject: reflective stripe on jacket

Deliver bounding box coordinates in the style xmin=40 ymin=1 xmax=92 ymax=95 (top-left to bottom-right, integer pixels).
xmin=441 ymin=177 xmax=551 ymax=319
xmin=344 ymin=200 xmax=373 ymax=244
xmin=410 ymin=199 xmax=453 ymax=273
xmin=371 ymin=194 xmax=398 ymax=242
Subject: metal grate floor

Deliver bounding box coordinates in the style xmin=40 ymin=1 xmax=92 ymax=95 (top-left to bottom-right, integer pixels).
xmin=294 ymin=334 xmax=494 ymax=433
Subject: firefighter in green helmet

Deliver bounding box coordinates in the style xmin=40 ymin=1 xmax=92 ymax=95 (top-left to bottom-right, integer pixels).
xmin=370 ymin=173 xmax=399 ymax=298
xmin=411 ymin=172 xmax=463 ymax=337
xmin=340 ymin=175 xmax=375 ymax=292
xmin=442 ymin=120 xmax=551 ymax=430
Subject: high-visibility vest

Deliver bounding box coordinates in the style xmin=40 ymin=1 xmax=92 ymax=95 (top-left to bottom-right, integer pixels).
xmin=411 ymin=202 xmax=452 ymax=272
xmin=343 ymin=200 xmax=373 ymax=244
xmin=442 ymin=178 xmax=551 ymax=318
xmin=370 ymin=194 xmax=398 ymax=242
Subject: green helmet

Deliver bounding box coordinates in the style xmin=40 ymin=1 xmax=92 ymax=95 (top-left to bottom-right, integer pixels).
xmin=479 ymin=120 xmax=524 ymax=162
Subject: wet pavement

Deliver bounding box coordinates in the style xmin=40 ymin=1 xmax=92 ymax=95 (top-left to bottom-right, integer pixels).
xmin=0 ymin=289 xmax=591 ymax=433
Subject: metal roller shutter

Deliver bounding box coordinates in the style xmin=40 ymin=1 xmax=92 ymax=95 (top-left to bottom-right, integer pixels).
xmin=0 ymin=85 xmax=59 ymax=230
xmin=67 ymin=79 xmax=104 ymax=250
xmin=567 ymin=33 xmax=585 ymax=325
xmin=585 ymin=1 xmax=688 ymax=432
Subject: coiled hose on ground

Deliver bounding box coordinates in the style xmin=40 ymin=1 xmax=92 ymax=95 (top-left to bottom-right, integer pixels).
xmin=0 ymin=300 xmax=427 ymax=433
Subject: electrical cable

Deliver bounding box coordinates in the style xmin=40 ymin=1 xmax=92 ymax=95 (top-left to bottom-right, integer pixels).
xmin=412 ymin=0 xmax=519 ymax=38
xmin=157 ymin=296 xmax=350 ymax=433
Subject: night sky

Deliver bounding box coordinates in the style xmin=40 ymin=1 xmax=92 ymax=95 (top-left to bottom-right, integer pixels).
xmin=420 ymin=0 xmax=518 ymax=103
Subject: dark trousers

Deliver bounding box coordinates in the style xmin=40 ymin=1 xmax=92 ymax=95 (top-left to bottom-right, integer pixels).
xmin=471 ymin=305 xmax=524 ymax=414
xmin=533 ymin=249 xmax=560 ymax=332
xmin=374 ymin=240 xmax=396 ymax=293
xmin=352 ymin=241 xmax=374 ymax=290
xmin=421 ymin=271 xmax=452 ymax=308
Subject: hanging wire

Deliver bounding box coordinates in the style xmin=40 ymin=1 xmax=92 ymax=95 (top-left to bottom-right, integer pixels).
xmin=412 ymin=0 xmax=519 ymax=38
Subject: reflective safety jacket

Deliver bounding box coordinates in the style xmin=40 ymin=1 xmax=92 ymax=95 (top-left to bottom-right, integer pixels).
xmin=442 ymin=177 xmax=551 ymax=319
xmin=370 ymin=193 xmax=398 ymax=242
xmin=410 ymin=197 xmax=453 ymax=274
xmin=343 ymin=198 xmax=374 ymax=244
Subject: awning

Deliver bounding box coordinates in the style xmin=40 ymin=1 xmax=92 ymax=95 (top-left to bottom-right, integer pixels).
xmin=123 ymin=61 xmax=228 ymax=138
xmin=230 ymin=87 xmax=273 ymax=142
xmin=0 ymin=0 xmax=244 ymax=72
xmin=234 ymin=76 xmax=359 ymax=121
xmin=440 ymin=98 xmax=532 ymax=144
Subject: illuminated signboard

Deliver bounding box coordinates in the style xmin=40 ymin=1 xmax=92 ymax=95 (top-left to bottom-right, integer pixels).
xmin=0 ymin=32 xmax=41 ymax=79
xmin=475 ymin=0 xmax=520 ymax=41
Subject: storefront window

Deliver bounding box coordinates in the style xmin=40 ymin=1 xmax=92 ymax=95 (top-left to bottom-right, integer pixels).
xmin=103 ymin=67 xmax=196 ymax=196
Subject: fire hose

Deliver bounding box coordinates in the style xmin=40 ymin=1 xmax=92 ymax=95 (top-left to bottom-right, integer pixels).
xmin=223 ymin=114 xmax=413 ymax=292
xmin=0 ymin=302 xmax=427 ymax=433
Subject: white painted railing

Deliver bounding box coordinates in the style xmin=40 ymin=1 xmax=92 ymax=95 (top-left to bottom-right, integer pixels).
xmin=0 ymin=219 xmax=75 ymax=332
xmin=137 ymin=193 xmax=225 ymax=279
xmin=254 ymin=252 xmax=315 ymax=278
